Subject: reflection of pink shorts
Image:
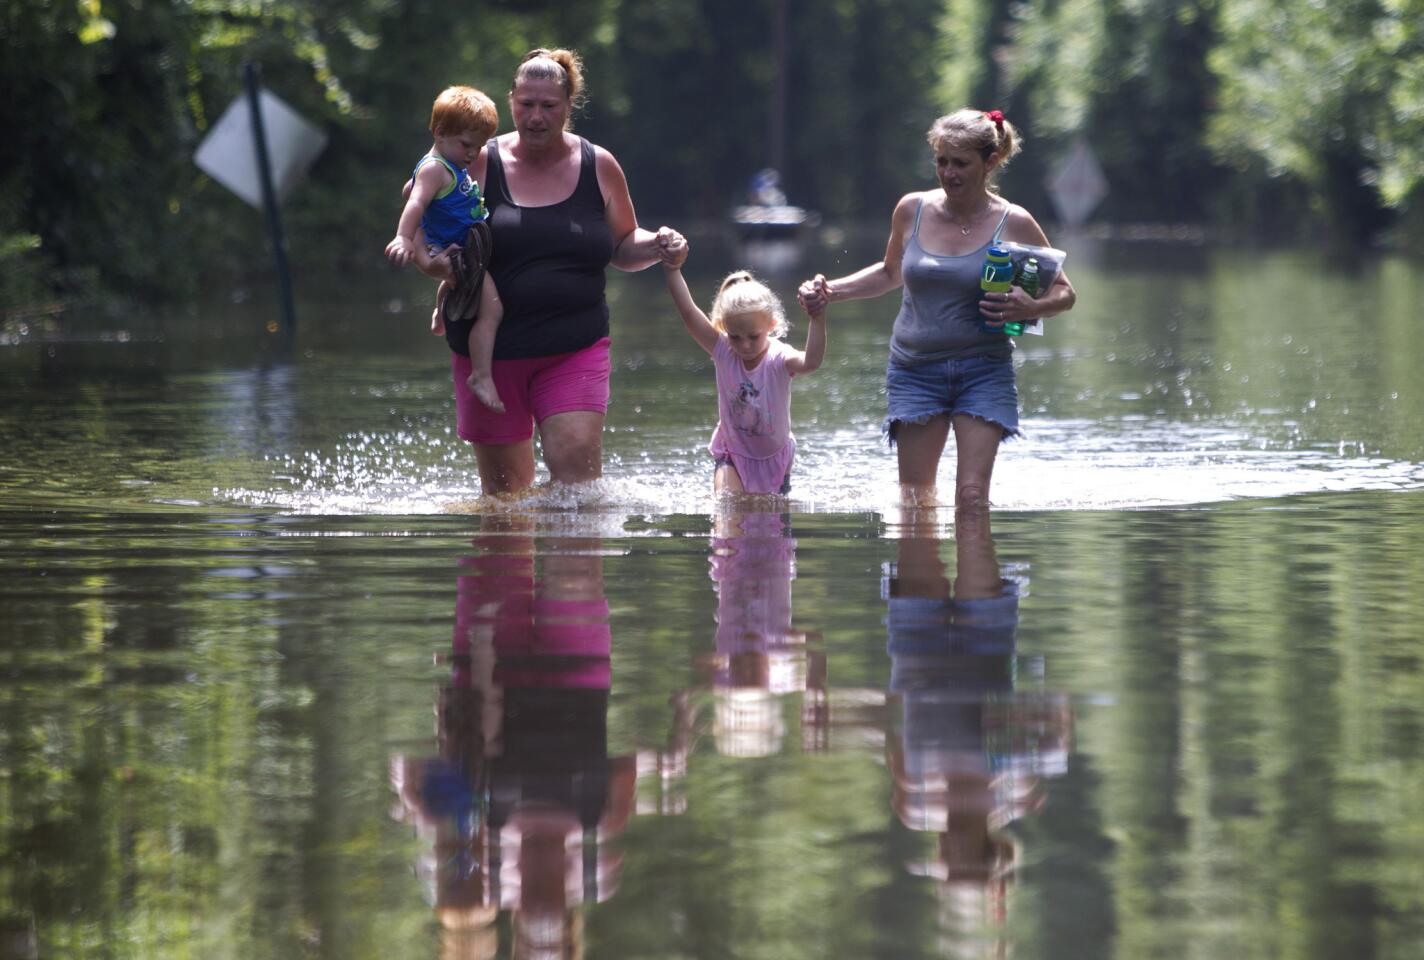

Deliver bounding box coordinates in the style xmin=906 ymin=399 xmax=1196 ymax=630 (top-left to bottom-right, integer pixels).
xmin=453 ymin=337 xmax=611 ymax=445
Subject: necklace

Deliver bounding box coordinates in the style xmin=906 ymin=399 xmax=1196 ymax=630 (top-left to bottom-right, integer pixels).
xmin=945 ymin=199 xmax=995 ymax=236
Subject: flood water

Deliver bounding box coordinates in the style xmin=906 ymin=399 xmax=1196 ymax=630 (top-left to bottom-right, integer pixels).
xmin=2 ymin=236 xmax=1423 ymax=959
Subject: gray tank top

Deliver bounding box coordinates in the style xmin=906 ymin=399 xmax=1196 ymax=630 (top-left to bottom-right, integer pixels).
xmin=889 ymin=199 xmax=1013 ymax=365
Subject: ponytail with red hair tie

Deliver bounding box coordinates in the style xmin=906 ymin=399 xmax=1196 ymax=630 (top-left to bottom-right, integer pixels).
xmin=985 ymin=109 xmax=1006 ymax=131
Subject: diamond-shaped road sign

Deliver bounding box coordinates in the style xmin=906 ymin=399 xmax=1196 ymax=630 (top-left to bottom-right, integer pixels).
xmin=194 ymin=88 xmax=326 ymax=209
xmin=1046 ymin=137 xmax=1108 ymax=230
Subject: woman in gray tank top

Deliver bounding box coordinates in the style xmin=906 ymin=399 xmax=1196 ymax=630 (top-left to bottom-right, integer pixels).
xmin=797 ymin=109 xmax=1076 ymax=510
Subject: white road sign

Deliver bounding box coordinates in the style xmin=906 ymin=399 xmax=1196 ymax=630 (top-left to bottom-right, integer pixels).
xmin=194 ymin=88 xmax=327 ymax=208
xmin=1046 ymin=137 xmax=1109 ymax=230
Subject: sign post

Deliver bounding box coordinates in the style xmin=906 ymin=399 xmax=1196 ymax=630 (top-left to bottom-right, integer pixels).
xmin=194 ymin=65 xmax=327 ymax=342
xmin=244 ymin=62 xmax=296 ymax=340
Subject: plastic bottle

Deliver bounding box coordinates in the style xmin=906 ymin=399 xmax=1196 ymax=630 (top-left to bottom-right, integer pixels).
xmin=1006 ymin=257 xmax=1039 ymax=336
xmin=1018 ymin=257 xmax=1040 ymax=298
xmin=979 ymin=245 xmax=1015 ymax=334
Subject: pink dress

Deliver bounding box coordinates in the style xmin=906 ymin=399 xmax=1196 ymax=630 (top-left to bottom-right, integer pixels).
xmin=709 ymin=336 xmax=798 ymax=494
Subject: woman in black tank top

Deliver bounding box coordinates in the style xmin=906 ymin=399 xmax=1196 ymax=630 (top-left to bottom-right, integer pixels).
xmin=477 ymin=136 xmax=612 ymax=360
xmin=444 ymin=48 xmax=689 ymax=496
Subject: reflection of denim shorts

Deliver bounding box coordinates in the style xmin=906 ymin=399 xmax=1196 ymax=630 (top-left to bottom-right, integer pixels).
xmin=883 ymin=355 xmax=1020 ymax=443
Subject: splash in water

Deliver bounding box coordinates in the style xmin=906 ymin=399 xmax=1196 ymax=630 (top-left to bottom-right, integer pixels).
xmin=215 ymin=415 xmax=1424 ymax=517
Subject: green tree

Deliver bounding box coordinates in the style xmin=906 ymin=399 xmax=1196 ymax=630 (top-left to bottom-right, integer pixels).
xmin=1009 ymin=0 xmax=1223 ymax=224
xmin=577 ymin=0 xmax=945 ymax=222
xmin=1206 ymin=0 xmax=1421 ymax=244
xmin=0 ymin=0 xmax=375 ymax=305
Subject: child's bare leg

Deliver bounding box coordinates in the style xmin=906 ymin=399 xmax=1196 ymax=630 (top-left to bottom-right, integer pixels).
xmin=713 ymin=461 xmax=746 ymax=494
xmin=430 ymin=280 xmax=450 ymax=335
xmin=417 ymin=233 xmax=456 ymax=336
xmin=465 ymin=281 xmax=505 ymax=412
xmin=413 ymin=238 xmax=456 ymax=283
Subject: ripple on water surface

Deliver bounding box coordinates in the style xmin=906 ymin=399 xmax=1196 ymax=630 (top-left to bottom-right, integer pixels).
xmin=213 ymin=417 xmax=1424 ymax=516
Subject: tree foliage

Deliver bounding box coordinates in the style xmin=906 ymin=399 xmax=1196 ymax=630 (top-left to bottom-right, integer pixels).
xmin=1 ymin=0 xmax=1421 ymax=309
xmin=1208 ymin=0 xmax=1424 ymax=240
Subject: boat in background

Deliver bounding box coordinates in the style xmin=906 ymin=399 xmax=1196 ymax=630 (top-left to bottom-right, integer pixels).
xmin=729 ymin=168 xmax=821 ymax=273
xmin=730 ymin=168 xmax=821 ymax=242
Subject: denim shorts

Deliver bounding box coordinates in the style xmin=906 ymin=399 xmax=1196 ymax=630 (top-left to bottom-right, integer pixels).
xmin=883 ymin=354 xmax=1020 ymax=443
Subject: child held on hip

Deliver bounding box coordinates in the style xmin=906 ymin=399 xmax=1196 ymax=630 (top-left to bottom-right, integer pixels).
xmin=385 ymin=85 xmax=506 ymax=412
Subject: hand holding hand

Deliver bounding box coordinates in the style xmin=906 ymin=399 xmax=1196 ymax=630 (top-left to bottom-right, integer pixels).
xmin=797 ymin=274 xmax=831 ymax=313
xmin=657 ymin=226 xmax=689 ymax=268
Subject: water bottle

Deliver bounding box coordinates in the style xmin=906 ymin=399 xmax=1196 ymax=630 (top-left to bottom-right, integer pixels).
xmin=1006 ymin=257 xmax=1040 ymax=336
xmin=1018 ymin=257 xmax=1040 ymax=298
xmin=979 ymin=245 xmax=1014 ymax=334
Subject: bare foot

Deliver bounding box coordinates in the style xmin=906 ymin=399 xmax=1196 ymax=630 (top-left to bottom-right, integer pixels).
xmin=467 ymin=370 xmax=505 ymax=412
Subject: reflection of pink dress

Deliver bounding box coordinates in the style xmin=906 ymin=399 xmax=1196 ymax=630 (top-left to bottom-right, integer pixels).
xmin=710 ymin=512 xmax=797 ymax=656
xmin=709 ymin=337 xmax=797 ymax=494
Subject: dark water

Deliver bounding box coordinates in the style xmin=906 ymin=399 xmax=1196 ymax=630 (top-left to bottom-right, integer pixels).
xmin=2 ymin=238 xmax=1422 ymax=958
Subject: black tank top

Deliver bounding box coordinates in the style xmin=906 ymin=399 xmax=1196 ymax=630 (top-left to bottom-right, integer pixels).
xmin=447 ymin=135 xmax=614 ymax=359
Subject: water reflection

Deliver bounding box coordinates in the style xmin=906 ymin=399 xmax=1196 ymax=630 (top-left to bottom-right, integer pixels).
xmin=703 ymin=509 xmax=826 ymax=758
xmin=7 ymin=494 xmax=1424 ymax=956
xmin=883 ymin=507 xmax=1071 ymax=953
xmin=390 ymin=523 xmax=632 ymax=959
xmin=633 ymin=502 xmax=1075 ymax=955
xmin=644 ymin=507 xmax=826 ymax=801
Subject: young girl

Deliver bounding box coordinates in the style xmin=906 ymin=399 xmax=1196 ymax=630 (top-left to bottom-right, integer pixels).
xmin=663 ymin=258 xmax=827 ymax=494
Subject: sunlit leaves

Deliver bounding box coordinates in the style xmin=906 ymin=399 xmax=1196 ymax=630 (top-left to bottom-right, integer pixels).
xmin=77 ymin=0 xmax=116 ymax=43
xmin=6 ymin=0 xmax=1423 ymax=309
xmin=934 ymin=0 xmax=992 ymax=109
xmin=1010 ymin=0 xmax=1104 ymax=137
xmin=1209 ymin=0 xmax=1421 ymax=222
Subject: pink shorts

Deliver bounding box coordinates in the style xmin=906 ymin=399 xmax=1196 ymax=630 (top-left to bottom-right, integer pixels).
xmin=453 ymin=338 xmax=612 ymax=445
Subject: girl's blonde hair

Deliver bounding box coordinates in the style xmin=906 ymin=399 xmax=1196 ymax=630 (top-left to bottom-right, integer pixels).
xmin=709 ymin=270 xmax=788 ymax=338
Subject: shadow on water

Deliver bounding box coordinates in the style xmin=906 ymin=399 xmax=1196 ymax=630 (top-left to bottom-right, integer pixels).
xmin=880 ymin=507 xmax=1072 ymax=953
xmin=390 ymin=522 xmax=628 ymax=957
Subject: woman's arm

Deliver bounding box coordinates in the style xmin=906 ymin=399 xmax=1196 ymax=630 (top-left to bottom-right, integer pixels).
xmin=798 ymin=193 xmax=918 ymax=310
xmin=995 ymin=205 xmax=1076 ymax=321
xmin=595 ymin=145 xmax=679 ymax=271
xmin=614 ymin=227 xmax=666 ymax=271
xmin=662 ymin=263 xmax=719 ymax=356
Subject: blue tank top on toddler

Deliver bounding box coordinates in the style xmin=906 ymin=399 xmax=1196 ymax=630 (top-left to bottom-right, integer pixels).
xmin=415 ymin=152 xmax=487 ymax=249
xmin=890 ymin=200 xmax=1013 ymax=365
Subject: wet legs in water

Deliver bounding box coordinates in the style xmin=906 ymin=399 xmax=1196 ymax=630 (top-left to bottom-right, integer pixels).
xmin=471 ymin=410 xmax=604 ymax=496
xmin=894 ymin=413 xmax=1001 ymax=508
